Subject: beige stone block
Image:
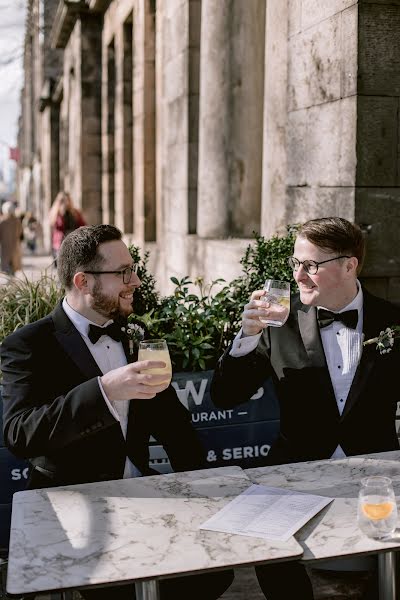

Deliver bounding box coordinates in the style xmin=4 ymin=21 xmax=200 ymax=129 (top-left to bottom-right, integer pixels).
xmin=307 ymin=97 xmax=357 ymax=186
xmin=287 ymin=109 xmax=307 ymax=186
xmin=286 ymin=186 xmax=355 ymax=225
xmin=165 ymin=96 xmax=188 ymax=146
xmin=301 ymin=0 xmax=357 ymax=30
xmin=289 ymin=13 xmax=342 ymax=111
xmin=164 ymin=188 xmax=189 ymax=234
xmin=163 ymin=51 xmax=188 ymax=103
xmin=165 ymin=142 xmax=189 ymax=193
xmin=288 ymin=0 xmax=301 ymax=37
xmin=167 ymin=2 xmax=189 ymax=55
xmin=341 ymin=4 xmax=358 ymax=98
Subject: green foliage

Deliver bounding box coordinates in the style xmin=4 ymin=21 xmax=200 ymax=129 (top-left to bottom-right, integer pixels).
xmin=230 ymin=226 xmax=299 ymax=308
xmin=132 ymin=277 xmax=240 ymax=372
xmin=128 ymin=244 xmax=160 ymax=315
xmin=128 ymin=227 xmax=297 ymax=372
xmin=0 ymin=274 xmax=64 ymax=341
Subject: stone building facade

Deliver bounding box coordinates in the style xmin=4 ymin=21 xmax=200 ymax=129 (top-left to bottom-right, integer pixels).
xmin=18 ymin=0 xmax=400 ymax=299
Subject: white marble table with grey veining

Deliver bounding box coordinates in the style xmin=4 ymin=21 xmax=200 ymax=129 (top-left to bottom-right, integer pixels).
xmin=245 ymin=450 xmax=400 ymax=600
xmin=6 ymin=465 xmax=303 ymax=599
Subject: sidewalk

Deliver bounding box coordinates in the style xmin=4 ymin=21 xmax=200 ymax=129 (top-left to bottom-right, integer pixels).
xmin=0 ymin=252 xmax=56 ymax=286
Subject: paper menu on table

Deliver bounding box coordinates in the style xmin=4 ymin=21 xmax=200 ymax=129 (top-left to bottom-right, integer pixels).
xmin=199 ymin=484 xmax=334 ymax=542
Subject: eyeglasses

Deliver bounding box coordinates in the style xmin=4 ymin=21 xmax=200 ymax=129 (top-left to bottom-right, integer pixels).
xmin=288 ymin=255 xmax=351 ymax=275
xmin=84 ymin=265 xmax=138 ymax=284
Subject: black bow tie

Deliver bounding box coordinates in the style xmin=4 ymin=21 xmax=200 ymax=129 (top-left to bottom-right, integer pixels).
xmin=317 ymin=308 xmax=358 ymax=330
xmin=88 ymin=322 xmax=123 ymax=344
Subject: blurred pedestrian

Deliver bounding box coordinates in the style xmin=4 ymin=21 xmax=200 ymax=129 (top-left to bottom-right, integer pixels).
xmin=0 ymin=201 xmax=23 ymax=275
xmin=23 ymin=212 xmax=40 ymax=254
xmin=49 ymin=191 xmax=86 ymax=262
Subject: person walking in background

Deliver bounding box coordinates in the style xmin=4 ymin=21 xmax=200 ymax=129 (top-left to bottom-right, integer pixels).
xmin=0 ymin=200 xmax=23 ymax=275
xmin=49 ymin=191 xmax=86 ymax=262
xmin=211 ymin=216 xmax=400 ymax=600
xmin=23 ymin=212 xmax=40 ymax=254
xmin=1 ymin=224 xmax=234 ymax=600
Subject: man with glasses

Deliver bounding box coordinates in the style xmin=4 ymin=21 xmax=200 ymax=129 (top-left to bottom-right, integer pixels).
xmin=1 ymin=224 xmax=234 ymax=600
xmin=211 ymin=216 xmax=400 ymax=600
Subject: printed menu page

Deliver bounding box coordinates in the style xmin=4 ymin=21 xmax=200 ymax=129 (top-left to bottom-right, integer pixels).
xmin=200 ymin=484 xmax=333 ymax=542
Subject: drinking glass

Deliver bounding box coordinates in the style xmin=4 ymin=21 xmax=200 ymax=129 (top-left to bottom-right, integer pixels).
xmin=357 ymin=476 xmax=398 ymax=540
xmin=138 ymin=339 xmax=172 ymax=386
xmin=259 ymin=279 xmax=291 ymax=327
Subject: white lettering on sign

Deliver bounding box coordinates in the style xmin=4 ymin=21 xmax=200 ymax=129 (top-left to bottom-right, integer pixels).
xmin=250 ymin=387 xmax=264 ymax=400
xmin=11 ymin=467 xmax=29 ymax=481
xmin=221 ymin=445 xmax=270 ymax=461
xmin=172 ymin=379 xmax=209 ymax=409
xmin=192 ymin=410 xmax=233 ymax=423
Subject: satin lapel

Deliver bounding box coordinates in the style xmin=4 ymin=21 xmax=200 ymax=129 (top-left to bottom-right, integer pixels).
xmin=51 ymin=302 xmax=102 ymax=380
xmin=341 ymin=291 xmax=381 ymax=419
xmin=298 ymin=305 xmax=338 ymax=405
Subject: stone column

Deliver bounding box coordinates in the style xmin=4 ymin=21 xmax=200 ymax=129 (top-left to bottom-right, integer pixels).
xmin=197 ymin=0 xmax=265 ymax=238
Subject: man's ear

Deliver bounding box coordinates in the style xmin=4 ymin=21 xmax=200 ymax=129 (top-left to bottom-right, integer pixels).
xmin=347 ymin=256 xmax=358 ymax=275
xmin=73 ymin=271 xmax=90 ymax=293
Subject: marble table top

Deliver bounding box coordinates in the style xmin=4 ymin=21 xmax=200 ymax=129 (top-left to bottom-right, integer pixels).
xmin=245 ymin=450 xmax=400 ymax=562
xmin=7 ymin=465 xmax=302 ymax=596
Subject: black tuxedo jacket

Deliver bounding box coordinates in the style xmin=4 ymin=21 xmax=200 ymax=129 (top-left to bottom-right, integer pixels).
xmin=211 ymin=288 xmax=400 ymax=465
xmin=1 ymin=302 xmax=206 ymax=488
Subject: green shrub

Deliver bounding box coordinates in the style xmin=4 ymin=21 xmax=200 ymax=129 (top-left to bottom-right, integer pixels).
xmin=0 ymin=274 xmax=64 ymax=341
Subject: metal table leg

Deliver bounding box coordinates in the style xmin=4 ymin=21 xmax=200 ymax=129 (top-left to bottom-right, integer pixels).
xmin=378 ymin=551 xmax=396 ymax=600
xmin=135 ymin=579 xmax=160 ymax=600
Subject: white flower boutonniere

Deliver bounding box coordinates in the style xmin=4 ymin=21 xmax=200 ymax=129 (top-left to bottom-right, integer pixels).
xmin=121 ymin=322 xmax=145 ymax=355
xmin=363 ymin=326 xmax=400 ymax=355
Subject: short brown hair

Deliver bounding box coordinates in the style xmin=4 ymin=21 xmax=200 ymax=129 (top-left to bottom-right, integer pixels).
xmin=297 ymin=217 xmax=366 ymax=273
xmin=57 ymin=224 xmax=122 ymax=289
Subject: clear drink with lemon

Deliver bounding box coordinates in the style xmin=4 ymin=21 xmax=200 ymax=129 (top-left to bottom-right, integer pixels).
xmin=138 ymin=339 xmax=172 ymax=386
xmin=357 ymin=476 xmax=398 ymax=539
xmin=260 ymin=279 xmax=291 ymax=327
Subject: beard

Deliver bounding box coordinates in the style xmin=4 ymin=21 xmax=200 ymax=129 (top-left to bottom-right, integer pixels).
xmin=91 ymin=280 xmax=133 ymax=320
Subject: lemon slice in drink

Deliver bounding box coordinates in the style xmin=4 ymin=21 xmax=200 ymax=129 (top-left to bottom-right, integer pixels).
xmin=362 ymin=502 xmax=394 ymax=520
xmin=278 ymin=297 xmax=290 ymax=309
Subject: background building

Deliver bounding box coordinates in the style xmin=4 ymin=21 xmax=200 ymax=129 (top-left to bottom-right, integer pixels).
xmin=17 ymin=0 xmax=400 ymax=299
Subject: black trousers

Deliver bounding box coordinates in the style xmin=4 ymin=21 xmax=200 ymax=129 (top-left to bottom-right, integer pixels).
xmin=255 ymin=562 xmax=314 ymax=600
xmin=79 ymin=569 xmax=234 ymax=600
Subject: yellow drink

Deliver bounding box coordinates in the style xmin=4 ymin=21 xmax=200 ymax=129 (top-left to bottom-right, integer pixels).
xmin=138 ymin=348 xmax=172 ymax=385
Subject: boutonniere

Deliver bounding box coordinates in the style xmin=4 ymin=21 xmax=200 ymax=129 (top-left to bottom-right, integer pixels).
xmin=121 ymin=322 xmax=145 ymax=355
xmin=363 ymin=326 xmax=400 ymax=355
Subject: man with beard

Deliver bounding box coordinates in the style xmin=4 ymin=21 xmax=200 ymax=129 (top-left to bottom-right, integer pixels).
xmin=1 ymin=224 xmax=234 ymax=600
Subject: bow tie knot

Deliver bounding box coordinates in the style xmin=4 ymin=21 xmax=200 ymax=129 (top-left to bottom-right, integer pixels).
xmin=88 ymin=322 xmax=124 ymax=344
xmin=317 ymin=308 xmax=358 ymax=330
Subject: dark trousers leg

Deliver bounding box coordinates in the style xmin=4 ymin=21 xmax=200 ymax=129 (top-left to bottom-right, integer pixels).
xmin=255 ymin=562 xmax=314 ymax=600
xmin=79 ymin=569 xmax=234 ymax=600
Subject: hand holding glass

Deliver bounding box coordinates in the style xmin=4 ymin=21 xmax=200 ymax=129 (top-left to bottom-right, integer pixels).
xmin=259 ymin=280 xmax=290 ymax=327
xmin=357 ymin=476 xmax=398 ymax=540
xmin=138 ymin=339 xmax=172 ymax=386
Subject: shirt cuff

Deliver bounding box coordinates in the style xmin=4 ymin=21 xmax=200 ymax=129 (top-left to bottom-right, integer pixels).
xmin=97 ymin=376 xmax=120 ymax=422
xmin=230 ymin=328 xmax=262 ymax=357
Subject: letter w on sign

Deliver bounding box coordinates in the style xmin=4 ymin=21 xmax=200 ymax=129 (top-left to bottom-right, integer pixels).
xmin=172 ymin=379 xmax=208 ymax=409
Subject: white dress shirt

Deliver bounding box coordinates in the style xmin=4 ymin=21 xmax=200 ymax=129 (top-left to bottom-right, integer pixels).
xmin=63 ymin=298 xmax=141 ymax=477
xmin=230 ymin=282 xmax=364 ymax=459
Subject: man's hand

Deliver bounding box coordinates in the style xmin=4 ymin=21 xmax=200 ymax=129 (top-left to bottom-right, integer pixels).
xmin=100 ymin=360 xmax=170 ymax=401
